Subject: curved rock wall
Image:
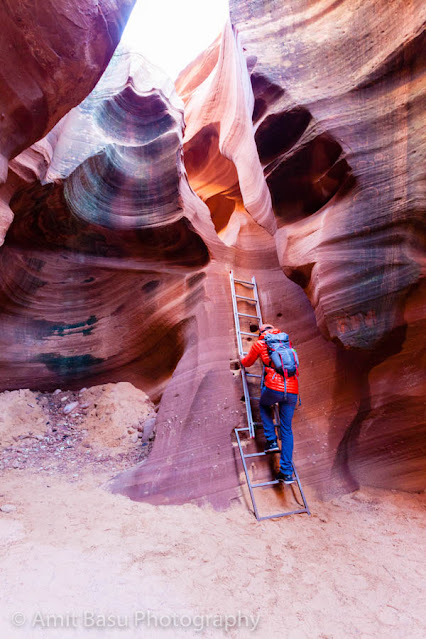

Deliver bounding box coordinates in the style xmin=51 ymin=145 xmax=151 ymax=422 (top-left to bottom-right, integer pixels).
xmin=0 ymin=0 xmax=135 ymax=182
xmin=121 ymin=4 xmax=424 ymax=501
xmin=224 ymin=0 xmax=426 ymax=494
xmin=0 ymin=1 xmax=424 ymax=504
xmin=0 ymin=48 xmax=214 ymax=400
xmin=230 ymin=0 xmax=425 ymax=351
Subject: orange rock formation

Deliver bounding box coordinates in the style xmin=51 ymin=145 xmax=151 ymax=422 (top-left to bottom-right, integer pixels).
xmin=0 ymin=2 xmax=424 ymax=505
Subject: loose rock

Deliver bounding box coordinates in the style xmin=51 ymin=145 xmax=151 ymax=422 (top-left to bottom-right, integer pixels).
xmin=63 ymin=401 xmax=79 ymax=415
xmin=0 ymin=504 xmax=17 ymax=513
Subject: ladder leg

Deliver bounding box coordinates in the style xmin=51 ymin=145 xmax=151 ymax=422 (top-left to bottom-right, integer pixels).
xmin=234 ymin=428 xmax=260 ymax=520
xmin=292 ymin=462 xmax=311 ymax=515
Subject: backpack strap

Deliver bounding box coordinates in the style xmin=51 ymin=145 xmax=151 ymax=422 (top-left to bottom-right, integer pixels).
xmin=292 ymin=348 xmax=299 ymax=377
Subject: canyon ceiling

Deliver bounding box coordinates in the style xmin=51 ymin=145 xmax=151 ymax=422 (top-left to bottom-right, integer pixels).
xmin=0 ymin=0 xmax=424 ymax=506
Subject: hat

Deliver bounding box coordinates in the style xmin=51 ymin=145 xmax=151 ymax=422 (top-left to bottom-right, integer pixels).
xmin=259 ymin=323 xmax=274 ymax=334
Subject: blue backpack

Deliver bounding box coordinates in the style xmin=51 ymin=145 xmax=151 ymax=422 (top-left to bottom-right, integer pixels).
xmin=264 ymin=332 xmax=299 ymax=379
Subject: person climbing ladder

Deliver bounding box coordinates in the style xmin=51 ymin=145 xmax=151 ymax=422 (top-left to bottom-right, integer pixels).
xmin=240 ymin=323 xmax=300 ymax=484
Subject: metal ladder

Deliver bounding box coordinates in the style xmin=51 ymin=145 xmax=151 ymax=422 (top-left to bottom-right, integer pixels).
xmin=230 ymin=270 xmax=311 ymax=521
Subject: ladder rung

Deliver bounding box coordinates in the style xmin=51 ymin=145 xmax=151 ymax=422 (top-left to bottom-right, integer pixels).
xmin=243 ymin=451 xmax=269 ymax=458
xmin=240 ymin=331 xmax=256 ymax=336
xmin=235 ymin=425 xmax=262 ymax=435
xmin=238 ymin=313 xmax=260 ymax=319
xmin=250 ymin=396 xmax=260 ymax=401
xmin=246 ymin=373 xmax=261 ymax=378
xmin=258 ymin=509 xmax=308 ymax=520
xmin=236 ymin=295 xmax=257 ymax=303
xmin=234 ymin=279 xmax=254 ymax=286
xmin=252 ymin=480 xmax=280 ymax=488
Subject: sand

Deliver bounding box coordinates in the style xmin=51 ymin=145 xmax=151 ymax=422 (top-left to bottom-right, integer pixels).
xmin=0 ymin=465 xmax=425 ymax=639
xmin=0 ymin=384 xmax=425 ymax=639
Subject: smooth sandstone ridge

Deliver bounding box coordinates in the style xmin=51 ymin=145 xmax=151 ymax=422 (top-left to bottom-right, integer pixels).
xmin=0 ymin=2 xmax=424 ymax=506
xmin=0 ymin=0 xmax=135 ymax=183
xmin=0 ymin=0 xmax=136 ymax=249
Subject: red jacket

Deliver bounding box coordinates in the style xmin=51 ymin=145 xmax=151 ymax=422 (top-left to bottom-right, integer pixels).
xmin=241 ymin=330 xmax=299 ymax=394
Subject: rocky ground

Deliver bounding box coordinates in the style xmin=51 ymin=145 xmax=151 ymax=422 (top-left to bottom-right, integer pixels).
xmin=0 ymin=384 xmax=425 ymax=639
xmin=0 ymin=383 xmax=157 ymax=479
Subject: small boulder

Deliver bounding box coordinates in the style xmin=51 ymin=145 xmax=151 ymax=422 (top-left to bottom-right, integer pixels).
xmin=63 ymin=401 xmax=79 ymax=415
xmin=141 ymin=416 xmax=156 ymax=443
xmin=0 ymin=504 xmax=17 ymax=513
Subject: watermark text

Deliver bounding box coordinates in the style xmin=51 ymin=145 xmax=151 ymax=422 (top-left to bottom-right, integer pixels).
xmin=11 ymin=610 xmax=260 ymax=633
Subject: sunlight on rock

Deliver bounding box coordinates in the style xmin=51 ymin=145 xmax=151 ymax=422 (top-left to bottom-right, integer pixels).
xmin=121 ymin=0 xmax=230 ymax=79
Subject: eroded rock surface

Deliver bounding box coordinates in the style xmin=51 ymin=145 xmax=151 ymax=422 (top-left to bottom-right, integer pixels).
xmin=0 ymin=48 xmax=213 ymax=397
xmin=118 ymin=6 xmax=424 ymax=502
xmin=0 ymin=0 xmax=135 ymax=183
xmin=222 ymin=0 xmax=425 ymax=493
xmin=0 ymin=3 xmax=424 ymax=505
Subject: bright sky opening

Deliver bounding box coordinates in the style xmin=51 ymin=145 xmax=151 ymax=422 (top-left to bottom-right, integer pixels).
xmin=121 ymin=0 xmax=230 ymax=80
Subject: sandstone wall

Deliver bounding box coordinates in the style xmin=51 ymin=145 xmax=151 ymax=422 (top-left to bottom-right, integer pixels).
xmin=0 ymin=2 xmax=424 ymax=505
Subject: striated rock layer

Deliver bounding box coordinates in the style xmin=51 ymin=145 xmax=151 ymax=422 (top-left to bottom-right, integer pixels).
xmin=113 ymin=6 xmax=425 ymax=502
xmin=0 ymin=0 xmax=136 ymax=255
xmin=224 ymin=0 xmax=426 ymax=493
xmin=0 ymin=3 xmax=424 ymax=505
xmin=229 ymin=0 xmax=425 ymax=352
xmin=115 ymin=6 xmax=425 ymax=502
xmin=0 ymin=0 xmax=135 ymax=183
xmin=0 ymin=47 xmax=215 ymax=404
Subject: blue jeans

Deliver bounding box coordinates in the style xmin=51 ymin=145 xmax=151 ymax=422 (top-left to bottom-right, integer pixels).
xmin=260 ymin=388 xmax=298 ymax=474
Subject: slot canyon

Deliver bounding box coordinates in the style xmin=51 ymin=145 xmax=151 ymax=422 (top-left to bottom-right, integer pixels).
xmin=0 ymin=0 xmax=424 ymax=513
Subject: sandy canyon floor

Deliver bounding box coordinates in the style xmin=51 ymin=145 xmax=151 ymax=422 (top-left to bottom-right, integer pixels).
xmin=0 ymin=387 xmax=425 ymax=639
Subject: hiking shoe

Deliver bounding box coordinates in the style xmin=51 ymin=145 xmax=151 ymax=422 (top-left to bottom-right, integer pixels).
xmin=276 ymin=471 xmax=295 ymax=484
xmin=264 ymin=440 xmax=280 ymax=453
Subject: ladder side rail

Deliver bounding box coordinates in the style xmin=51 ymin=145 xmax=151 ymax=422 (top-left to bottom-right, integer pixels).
xmin=241 ymin=372 xmax=256 ymax=438
xmin=252 ymin=277 xmax=281 ymax=433
xmin=252 ymin=274 xmax=269 ymax=425
xmin=252 ymin=276 xmax=263 ymax=326
xmin=229 ymin=271 xmax=244 ymax=355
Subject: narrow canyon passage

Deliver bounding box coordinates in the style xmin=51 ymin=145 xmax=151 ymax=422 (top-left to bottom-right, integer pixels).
xmin=0 ymin=0 xmax=424 ymax=508
xmin=0 ymin=3 xmax=424 ymax=639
